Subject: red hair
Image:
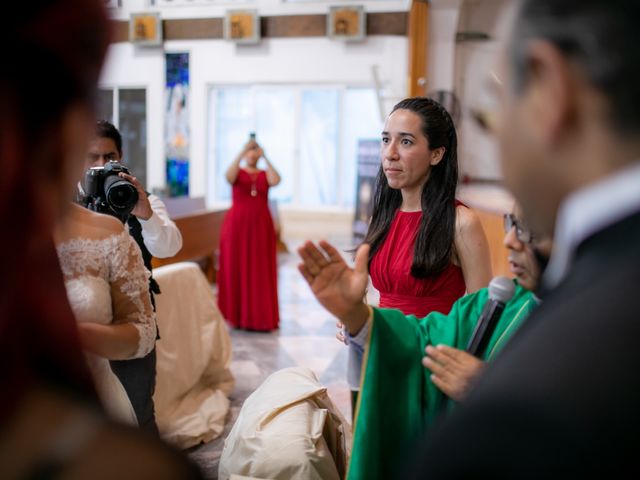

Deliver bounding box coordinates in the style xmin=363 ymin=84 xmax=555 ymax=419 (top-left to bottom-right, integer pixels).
xmin=0 ymin=0 xmax=111 ymax=423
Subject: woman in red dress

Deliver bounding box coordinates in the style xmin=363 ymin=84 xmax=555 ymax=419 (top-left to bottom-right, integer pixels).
xmin=366 ymin=97 xmax=492 ymax=316
xmin=218 ymin=138 xmax=281 ymax=331
xmin=353 ymin=97 xmax=492 ymax=411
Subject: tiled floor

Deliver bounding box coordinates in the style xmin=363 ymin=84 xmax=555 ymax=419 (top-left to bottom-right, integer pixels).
xmin=187 ymin=235 xmax=369 ymax=479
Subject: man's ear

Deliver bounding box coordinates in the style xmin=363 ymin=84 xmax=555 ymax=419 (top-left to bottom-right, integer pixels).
xmin=521 ymin=40 xmax=577 ymax=147
xmin=430 ymin=146 xmax=446 ymax=166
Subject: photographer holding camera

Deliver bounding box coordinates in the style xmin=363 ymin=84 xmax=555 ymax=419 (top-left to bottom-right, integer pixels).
xmin=81 ymin=120 xmax=183 ymax=434
xmin=85 ymin=121 xmax=183 ymax=258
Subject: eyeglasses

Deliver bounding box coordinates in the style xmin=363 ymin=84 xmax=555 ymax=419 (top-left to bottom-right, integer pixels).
xmin=503 ymin=213 xmax=534 ymax=244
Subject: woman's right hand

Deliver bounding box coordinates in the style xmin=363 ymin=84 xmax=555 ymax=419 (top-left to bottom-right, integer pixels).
xmin=76 ymin=322 xmax=140 ymax=360
xmin=298 ymin=241 xmax=371 ymax=333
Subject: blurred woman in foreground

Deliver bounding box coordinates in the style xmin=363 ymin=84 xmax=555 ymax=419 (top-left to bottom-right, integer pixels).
xmin=0 ymin=2 xmax=201 ymax=477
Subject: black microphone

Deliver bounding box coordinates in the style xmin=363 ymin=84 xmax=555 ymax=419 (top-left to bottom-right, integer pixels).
xmin=466 ymin=276 xmax=516 ymax=358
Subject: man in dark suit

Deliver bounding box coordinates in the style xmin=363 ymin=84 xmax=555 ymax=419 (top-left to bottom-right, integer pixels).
xmin=411 ymin=0 xmax=640 ymax=477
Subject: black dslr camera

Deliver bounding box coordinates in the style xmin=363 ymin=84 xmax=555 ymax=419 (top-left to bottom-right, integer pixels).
xmin=79 ymin=161 xmax=139 ymax=223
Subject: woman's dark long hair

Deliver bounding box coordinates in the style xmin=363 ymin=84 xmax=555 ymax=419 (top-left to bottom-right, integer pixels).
xmin=362 ymin=97 xmax=459 ymax=278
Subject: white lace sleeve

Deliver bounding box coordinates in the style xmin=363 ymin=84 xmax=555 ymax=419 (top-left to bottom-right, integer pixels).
xmin=107 ymin=231 xmax=157 ymax=358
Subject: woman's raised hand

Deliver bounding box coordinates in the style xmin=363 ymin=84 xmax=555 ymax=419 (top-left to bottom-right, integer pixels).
xmin=298 ymin=240 xmax=371 ymax=333
xmin=242 ymin=139 xmax=258 ymax=155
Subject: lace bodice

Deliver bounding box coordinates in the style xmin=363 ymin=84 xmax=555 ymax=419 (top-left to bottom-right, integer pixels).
xmin=57 ymin=230 xmax=156 ymax=359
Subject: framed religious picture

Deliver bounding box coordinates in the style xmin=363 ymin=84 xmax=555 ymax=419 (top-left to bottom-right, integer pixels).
xmin=130 ymin=12 xmax=163 ymax=47
xmin=224 ymin=10 xmax=261 ymax=45
xmin=328 ymin=5 xmax=365 ymax=42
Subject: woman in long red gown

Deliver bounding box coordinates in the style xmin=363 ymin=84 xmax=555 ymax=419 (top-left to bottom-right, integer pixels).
xmin=218 ymin=138 xmax=281 ymax=331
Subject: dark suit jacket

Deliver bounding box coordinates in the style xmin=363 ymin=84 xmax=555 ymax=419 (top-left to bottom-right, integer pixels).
xmin=409 ymin=210 xmax=640 ymax=479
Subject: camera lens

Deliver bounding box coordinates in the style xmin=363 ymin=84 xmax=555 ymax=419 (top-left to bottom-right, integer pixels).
xmin=105 ymin=176 xmax=138 ymax=211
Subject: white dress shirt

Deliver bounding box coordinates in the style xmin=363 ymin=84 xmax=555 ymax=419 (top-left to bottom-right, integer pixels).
xmin=139 ymin=194 xmax=183 ymax=259
xmin=345 ymin=317 xmax=371 ymax=390
xmin=544 ymin=161 xmax=640 ymax=289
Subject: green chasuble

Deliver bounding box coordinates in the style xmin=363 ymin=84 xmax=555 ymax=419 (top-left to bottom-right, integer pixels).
xmin=347 ymin=281 xmax=537 ymax=480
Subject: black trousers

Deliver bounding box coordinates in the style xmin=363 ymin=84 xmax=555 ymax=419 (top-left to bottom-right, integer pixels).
xmin=110 ymin=348 xmax=159 ymax=435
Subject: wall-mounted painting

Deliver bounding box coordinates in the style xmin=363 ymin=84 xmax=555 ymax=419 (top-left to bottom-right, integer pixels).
xmin=224 ymin=10 xmax=261 ymax=44
xmin=130 ymin=12 xmax=163 ymax=47
xmin=165 ymin=53 xmax=190 ymax=197
xmin=328 ymin=6 xmax=365 ymax=42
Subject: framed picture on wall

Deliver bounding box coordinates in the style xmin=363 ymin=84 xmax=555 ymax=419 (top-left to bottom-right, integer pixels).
xmin=130 ymin=12 xmax=163 ymax=47
xmin=327 ymin=5 xmax=365 ymax=41
xmin=224 ymin=10 xmax=261 ymax=45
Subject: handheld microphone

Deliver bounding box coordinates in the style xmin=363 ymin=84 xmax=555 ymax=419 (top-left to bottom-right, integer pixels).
xmin=466 ymin=276 xmax=516 ymax=358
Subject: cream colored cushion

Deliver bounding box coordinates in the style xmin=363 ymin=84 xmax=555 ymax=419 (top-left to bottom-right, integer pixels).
xmin=153 ymin=262 xmax=234 ymax=449
xmin=219 ymin=367 xmax=348 ymax=480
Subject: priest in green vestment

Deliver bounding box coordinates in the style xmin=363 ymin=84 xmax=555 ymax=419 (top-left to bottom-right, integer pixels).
xmin=298 ymin=208 xmax=552 ymax=480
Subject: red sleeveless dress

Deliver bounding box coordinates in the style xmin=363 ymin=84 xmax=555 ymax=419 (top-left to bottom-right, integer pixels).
xmin=218 ymin=169 xmax=279 ymax=330
xmin=369 ymin=209 xmax=466 ymax=317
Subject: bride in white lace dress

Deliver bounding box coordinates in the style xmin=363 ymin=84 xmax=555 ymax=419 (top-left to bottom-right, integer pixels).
xmin=55 ymin=204 xmax=157 ymax=425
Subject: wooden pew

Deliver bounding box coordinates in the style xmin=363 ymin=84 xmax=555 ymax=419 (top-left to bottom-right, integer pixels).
xmin=151 ymin=197 xmax=227 ymax=283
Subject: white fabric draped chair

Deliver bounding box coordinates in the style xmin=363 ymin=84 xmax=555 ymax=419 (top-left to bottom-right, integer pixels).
xmin=219 ymin=367 xmax=349 ymax=480
xmin=152 ymin=261 xmax=234 ymax=449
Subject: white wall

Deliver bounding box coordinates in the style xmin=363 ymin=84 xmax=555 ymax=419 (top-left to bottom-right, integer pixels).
xmin=454 ymin=0 xmax=510 ymax=180
xmin=101 ymin=1 xmax=408 ymax=201
xmin=424 ymin=0 xmax=510 ymax=181
xmin=110 ymin=0 xmax=409 ymax=19
xmin=426 ymin=0 xmax=461 ymax=92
